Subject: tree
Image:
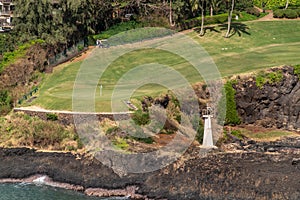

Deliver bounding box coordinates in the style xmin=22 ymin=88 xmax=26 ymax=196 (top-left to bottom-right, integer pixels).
xmin=225 ymin=0 xmax=235 ymax=38
xmin=199 ymin=0 xmax=205 ymax=36
xmin=209 ymin=0 xmax=223 ymax=16
xmin=169 ymin=0 xmax=176 ymax=26
xmin=285 ymin=0 xmax=290 ymax=9
xmin=13 ymin=0 xmax=113 ymax=47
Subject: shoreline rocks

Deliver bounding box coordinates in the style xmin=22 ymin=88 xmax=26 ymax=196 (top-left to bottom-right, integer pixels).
xmin=0 ymin=137 xmax=300 ymax=200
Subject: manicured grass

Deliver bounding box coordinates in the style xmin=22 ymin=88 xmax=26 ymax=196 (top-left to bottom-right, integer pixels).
xmin=30 ymin=21 xmax=300 ymax=112
xmin=32 ymin=62 xmax=81 ymax=111
xmin=190 ymin=20 xmax=300 ymax=77
xmin=32 ymin=49 xmax=201 ymax=112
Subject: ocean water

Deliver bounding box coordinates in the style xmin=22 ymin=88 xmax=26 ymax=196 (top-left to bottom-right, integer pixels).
xmin=0 ymin=183 xmax=128 ymax=200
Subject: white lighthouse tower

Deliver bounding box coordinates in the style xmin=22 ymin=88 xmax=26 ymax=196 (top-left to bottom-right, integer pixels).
xmin=202 ymin=106 xmax=214 ymax=148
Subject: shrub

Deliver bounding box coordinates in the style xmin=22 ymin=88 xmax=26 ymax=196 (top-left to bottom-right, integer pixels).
xmin=132 ymin=109 xmax=150 ymax=125
xmin=273 ymin=9 xmax=299 ymax=18
xmin=181 ymin=13 xmax=237 ymax=30
xmin=294 ymin=65 xmax=300 ymax=77
xmin=296 ymin=9 xmax=300 ymax=16
xmin=273 ymin=9 xmax=285 ymax=18
xmin=106 ymin=126 xmax=120 ymax=134
xmin=268 ymin=72 xmax=283 ymax=84
xmin=245 ymin=7 xmax=261 ymax=17
xmin=255 ymin=75 xmax=266 ymax=88
xmin=0 ymin=90 xmax=12 ymax=115
xmin=255 ymin=70 xmax=283 ymax=88
xmin=195 ymin=120 xmax=204 ymax=144
xmin=218 ymin=81 xmax=241 ymax=126
xmin=231 ymin=129 xmax=244 ymax=139
xmin=46 ymin=113 xmax=58 ymax=121
xmin=0 ymin=113 xmax=79 ymax=151
xmin=284 ymin=9 xmax=298 ymax=18
xmin=131 ymin=136 xmax=154 ymax=144
xmin=235 ymin=0 xmax=255 ymax=11
xmin=112 ymin=137 xmax=129 ymax=150
xmin=77 ymin=45 xmax=84 ymax=52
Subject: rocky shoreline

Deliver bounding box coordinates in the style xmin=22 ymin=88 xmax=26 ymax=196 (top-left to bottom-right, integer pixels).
xmin=0 ymin=137 xmax=300 ymax=200
xmin=0 ymin=175 xmax=146 ymax=199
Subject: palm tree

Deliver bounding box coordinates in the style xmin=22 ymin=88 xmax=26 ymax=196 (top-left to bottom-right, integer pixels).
xmin=225 ymin=0 xmax=234 ymax=38
xmin=169 ymin=0 xmax=176 ymax=26
xmin=209 ymin=0 xmax=222 ymax=16
xmin=199 ymin=0 xmax=205 ymax=36
xmin=285 ymin=0 xmax=289 ymax=9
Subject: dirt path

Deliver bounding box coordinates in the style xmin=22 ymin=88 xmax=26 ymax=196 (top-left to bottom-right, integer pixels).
xmin=257 ymin=10 xmax=274 ymax=21
xmin=67 ymin=46 xmax=95 ymax=63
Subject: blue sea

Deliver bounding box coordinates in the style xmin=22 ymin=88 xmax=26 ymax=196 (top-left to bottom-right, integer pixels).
xmin=0 ymin=183 xmax=128 ymax=200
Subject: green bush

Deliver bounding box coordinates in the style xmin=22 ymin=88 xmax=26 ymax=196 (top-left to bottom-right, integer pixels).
xmin=181 ymin=13 xmax=237 ymax=30
xmin=131 ymin=136 xmax=154 ymax=144
xmin=195 ymin=120 xmax=204 ymax=144
xmin=132 ymin=109 xmax=150 ymax=126
xmin=273 ymin=9 xmax=299 ymax=18
xmin=235 ymin=0 xmax=255 ymax=11
xmin=295 ymin=9 xmax=300 ymax=16
xmin=112 ymin=137 xmax=129 ymax=150
xmin=255 ymin=75 xmax=266 ymax=88
xmin=284 ymin=9 xmax=298 ymax=18
xmin=237 ymin=11 xmax=259 ymax=21
xmin=77 ymin=45 xmax=84 ymax=52
xmin=273 ymin=9 xmax=285 ymax=18
xmin=219 ymin=81 xmax=241 ymax=126
xmin=268 ymin=72 xmax=283 ymax=84
xmin=46 ymin=113 xmax=58 ymax=121
xmin=294 ymin=65 xmax=300 ymax=77
xmin=245 ymin=7 xmax=261 ymax=17
xmin=106 ymin=126 xmax=120 ymax=134
xmin=255 ymin=71 xmax=283 ymax=88
xmin=231 ymin=129 xmax=244 ymax=139
xmin=0 ymin=90 xmax=12 ymax=115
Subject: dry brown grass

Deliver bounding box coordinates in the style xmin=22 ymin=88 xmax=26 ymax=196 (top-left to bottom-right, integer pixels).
xmin=0 ymin=112 xmax=83 ymax=151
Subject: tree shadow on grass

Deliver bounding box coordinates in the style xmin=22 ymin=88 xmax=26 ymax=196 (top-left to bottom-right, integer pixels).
xmin=194 ymin=26 xmax=221 ymax=37
xmin=218 ymin=22 xmax=251 ymax=38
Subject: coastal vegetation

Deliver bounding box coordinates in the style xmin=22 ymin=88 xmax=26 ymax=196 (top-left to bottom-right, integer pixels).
xmin=0 ymin=112 xmax=82 ymax=151
xmin=219 ymin=81 xmax=241 ymax=126
xmin=255 ymin=70 xmax=284 ymax=88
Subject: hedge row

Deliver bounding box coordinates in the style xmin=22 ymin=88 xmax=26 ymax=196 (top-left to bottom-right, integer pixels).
xmin=180 ymin=13 xmax=237 ymax=30
xmin=273 ymin=9 xmax=300 ymax=18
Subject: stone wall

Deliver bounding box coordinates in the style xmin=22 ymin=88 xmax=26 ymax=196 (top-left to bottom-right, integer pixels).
xmin=234 ymin=66 xmax=300 ymax=132
xmin=13 ymin=108 xmax=132 ymax=125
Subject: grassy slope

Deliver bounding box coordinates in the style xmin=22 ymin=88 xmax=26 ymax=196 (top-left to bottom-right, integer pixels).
xmin=31 ymin=21 xmax=300 ymax=112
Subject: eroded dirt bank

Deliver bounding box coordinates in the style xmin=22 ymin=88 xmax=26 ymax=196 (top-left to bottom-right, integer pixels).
xmin=0 ymin=138 xmax=299 ymax=200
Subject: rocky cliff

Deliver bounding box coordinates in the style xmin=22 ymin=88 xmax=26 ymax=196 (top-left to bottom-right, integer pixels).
xmin=234 ymin=66 xmax=300 ymax=132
